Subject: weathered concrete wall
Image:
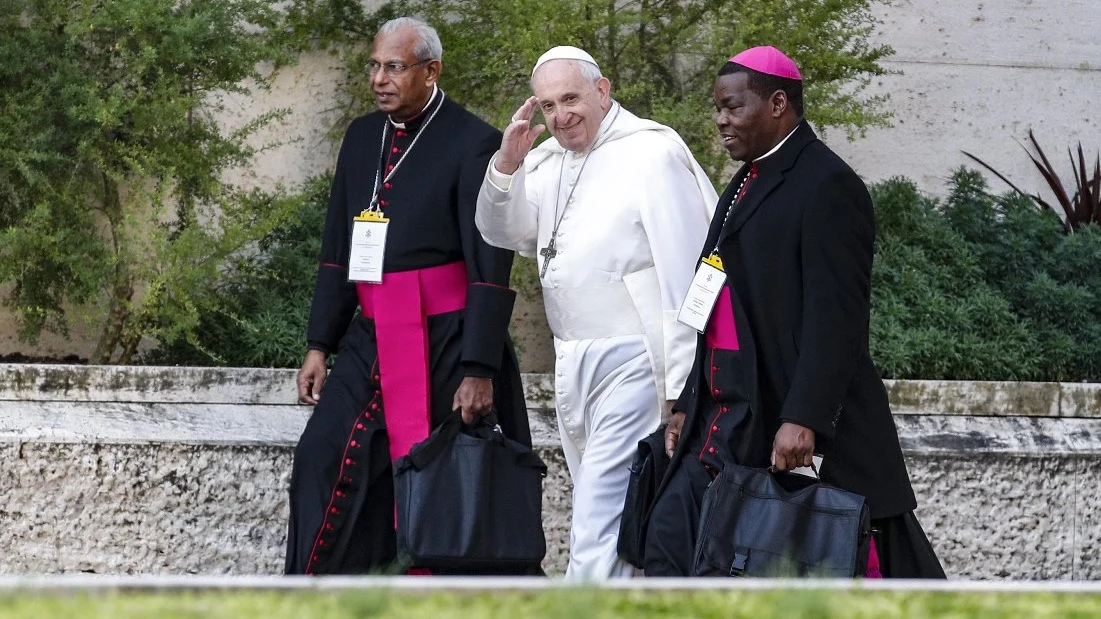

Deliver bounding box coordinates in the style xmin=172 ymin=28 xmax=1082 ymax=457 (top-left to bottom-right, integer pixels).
xmin=826 ymin=0 xmax=1101 ymax=200
xmin=2 ymin=365 xmax=1100 ymax=579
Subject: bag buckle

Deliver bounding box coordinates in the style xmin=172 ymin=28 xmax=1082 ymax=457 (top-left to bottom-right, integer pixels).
xmin=729 ymin=551 xmax=748 ymax=576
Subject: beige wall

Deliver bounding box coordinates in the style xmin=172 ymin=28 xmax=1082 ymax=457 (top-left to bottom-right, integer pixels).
xmin=825 ymin=0 xmax=1101 ymax=201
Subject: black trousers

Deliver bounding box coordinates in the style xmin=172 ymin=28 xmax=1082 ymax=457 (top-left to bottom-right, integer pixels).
xmin=643 ymin=454 xmax=946 ymax=578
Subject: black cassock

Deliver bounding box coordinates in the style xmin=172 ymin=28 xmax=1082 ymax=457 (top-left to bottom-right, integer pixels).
xmin=644 ymin=121 xmax=944 ymax=578
xmin=284 ymin=89 xmax=531 ymax=574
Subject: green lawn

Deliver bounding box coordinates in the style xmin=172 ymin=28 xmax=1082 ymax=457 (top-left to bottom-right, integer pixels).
xmin=1 ymin=590 xmax=1100 ymax=618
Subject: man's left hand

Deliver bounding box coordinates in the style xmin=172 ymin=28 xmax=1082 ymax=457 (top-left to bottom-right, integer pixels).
xmin=771 ymin=421 xmax=815 ymax=471
xmin=453 ymin=376 xmax=494 ymax=424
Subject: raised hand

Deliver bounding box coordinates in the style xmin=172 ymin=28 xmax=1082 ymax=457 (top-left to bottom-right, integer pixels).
xmin=495 ymin=96 xmax=546 ymax=175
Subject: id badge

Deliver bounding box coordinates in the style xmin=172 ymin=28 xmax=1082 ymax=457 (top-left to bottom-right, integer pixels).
xmin=676 ymin=253 xmax=726 ymax=333
xmin=348 ymin=211 xmax=389 ymax=283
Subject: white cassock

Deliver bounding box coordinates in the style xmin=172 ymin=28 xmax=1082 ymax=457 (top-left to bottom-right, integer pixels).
xmin=476 ymin=102 xmax=717 ymax=580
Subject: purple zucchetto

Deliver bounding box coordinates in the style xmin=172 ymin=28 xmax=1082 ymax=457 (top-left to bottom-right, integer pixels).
xmin=728 ymin=46 xmax=802 ymax=81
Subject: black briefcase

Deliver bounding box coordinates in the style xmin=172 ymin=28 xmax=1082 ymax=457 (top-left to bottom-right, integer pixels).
xmin=393 ymin=413 xmax=548 ymax=571
xmin=617 ymin=424 xmax=669 ymax=568
xmin=693 ymin=463 xmax=871 ymax=578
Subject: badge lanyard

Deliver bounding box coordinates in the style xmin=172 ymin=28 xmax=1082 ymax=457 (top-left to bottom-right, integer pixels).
xmin=676 ymin=169 xmax=752 ymax=333
xmin=348 ymin=91 xmax=446 ymax=283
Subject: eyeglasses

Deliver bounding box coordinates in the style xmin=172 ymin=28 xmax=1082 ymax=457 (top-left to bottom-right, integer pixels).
xmin=367 ymin=59 xmax=432 ymax=76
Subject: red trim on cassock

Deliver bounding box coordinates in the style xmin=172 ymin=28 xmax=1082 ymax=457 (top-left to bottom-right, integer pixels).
xmin=469 ymin=281 xmax=512 ymax=291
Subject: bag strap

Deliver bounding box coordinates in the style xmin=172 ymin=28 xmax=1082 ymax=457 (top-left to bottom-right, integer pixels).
xmin=407 ymin=410 xmax=547 ymax=474
xmin=407 ymin=411 xmax=464 ymax=470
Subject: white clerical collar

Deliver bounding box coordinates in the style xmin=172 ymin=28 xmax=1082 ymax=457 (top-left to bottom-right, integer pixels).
xmin=567 ymin=101 xmax=620 ymax=158
xmin=389 ymin=84 xmax=439 ymax=130
xmin=754 ymin=123 xmax=800 ymax=163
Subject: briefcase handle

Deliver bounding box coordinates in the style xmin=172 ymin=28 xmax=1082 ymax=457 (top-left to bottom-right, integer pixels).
xmin=406 ymin=410 xmax=545 ymax=474
xmin=768 ymin=461 xmax=819 ymax=479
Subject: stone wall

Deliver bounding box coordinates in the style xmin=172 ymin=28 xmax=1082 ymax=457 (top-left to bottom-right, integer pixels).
xmin=826 ymin=0 xmax=1101 ymax=200
xmin=2 ymin=365 xmax=1099 ymax=579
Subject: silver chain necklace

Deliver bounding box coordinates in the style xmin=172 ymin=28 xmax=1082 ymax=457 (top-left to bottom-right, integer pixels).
xmin=539 ymin=104 xmax=622 ymax=278
xmin=368 ymin=89 xmax=447 ymax=211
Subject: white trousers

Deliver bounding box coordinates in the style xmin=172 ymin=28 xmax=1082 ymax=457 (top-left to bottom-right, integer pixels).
xmin=553 ymin=334 xmax=662 ymax=580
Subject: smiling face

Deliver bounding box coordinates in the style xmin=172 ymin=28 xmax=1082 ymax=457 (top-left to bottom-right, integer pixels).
xmin=368 ymin=26 xmax=440 ymax=121
xmin=713 ymin=71 xmax=787 ymax=162
xmin=531 ymin=60 xmax=611 ymax=152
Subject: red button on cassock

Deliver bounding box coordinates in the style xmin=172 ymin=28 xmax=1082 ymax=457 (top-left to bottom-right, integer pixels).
xmin=708 ymin=447 xmax=717 ymax=454
xmin=712 ymin=425 xmax=719 ymax=432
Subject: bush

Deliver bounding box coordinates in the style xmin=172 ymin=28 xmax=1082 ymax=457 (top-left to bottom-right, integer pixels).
xmin=940 ymin=169 xmax=1101 ymax=381
xmin=0 ymin=0 xmax=297 ymax=364
xmin=143 ymin=176 xmax=330 ymax=368
xmin=868 ymin=177 xmax=1040 ymax=380
xmin=870 ymin=170 xmax=1101 ymax=382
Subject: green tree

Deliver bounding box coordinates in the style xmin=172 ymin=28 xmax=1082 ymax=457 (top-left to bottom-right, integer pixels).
xmin=0 ymin=0 xmax=298 ymax=363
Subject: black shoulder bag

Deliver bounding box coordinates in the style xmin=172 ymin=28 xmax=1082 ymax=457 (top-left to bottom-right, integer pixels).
xmin=693 ymin=463 xmax=872 ymax=578
xmin=393 ymin=412 xmax=548 ymax=571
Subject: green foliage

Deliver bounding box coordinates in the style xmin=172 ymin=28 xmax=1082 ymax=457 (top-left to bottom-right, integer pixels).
xmin=0 ymin=0 xmax=297 ymax=363
xmin=143 ymin=176 xmax=330 ymax=368
xmin=868 ymin=177 xmax=1040 ymax=380
xmin=941 ymin=169 xmax=1101 ymax=381
xmin=870 ymin=169 xmax=1101 ymax=382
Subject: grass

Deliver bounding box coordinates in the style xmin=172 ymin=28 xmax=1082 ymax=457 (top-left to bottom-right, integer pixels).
xmin=1 ymin=589 xmax=1100 ymax=619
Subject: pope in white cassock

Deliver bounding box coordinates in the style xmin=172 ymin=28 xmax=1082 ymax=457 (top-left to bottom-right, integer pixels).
xmin=475 ymin=45 xmax=717 ymax=579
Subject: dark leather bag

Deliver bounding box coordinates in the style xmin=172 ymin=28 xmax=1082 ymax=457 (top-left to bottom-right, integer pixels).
xmin=693 ymin=463 xmax=871 ymax=578
xmin=617 ymin=424 xmax=669 ymax=568
xmin=393 ymin=413 xmax=547 ymax=570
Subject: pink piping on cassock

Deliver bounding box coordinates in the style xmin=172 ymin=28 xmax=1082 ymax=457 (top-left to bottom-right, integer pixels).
xmin=356 ymin=261 xmax=468 ymax=462
xmin=866 ymin=537 xmax=883 ymax=578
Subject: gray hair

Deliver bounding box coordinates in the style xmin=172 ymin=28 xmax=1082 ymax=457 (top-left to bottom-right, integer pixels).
xmin=378 ymin=17 xmax=443 ymax=61
xmin=530 ymin=59 xmax=603 ymax=90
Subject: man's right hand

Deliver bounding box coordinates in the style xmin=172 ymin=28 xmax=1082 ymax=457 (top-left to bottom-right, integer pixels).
xmin=665 ymin=411 xmax=686 ymax=458
xmin=495 ymin=96 xmax=546 ymax=175
xmin=297 ymin=349 xmax=328 ymax=405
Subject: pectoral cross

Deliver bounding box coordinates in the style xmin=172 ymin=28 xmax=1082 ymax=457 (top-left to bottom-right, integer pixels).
xmin=539 ymin=239 xmax=558 ymax=278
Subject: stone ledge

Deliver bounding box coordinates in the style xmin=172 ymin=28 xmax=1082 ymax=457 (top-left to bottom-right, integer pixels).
xmin=4 ymin=365 xmax=1101 ymax=418
xmin=3 ymin=403 xmax=1101 ymax=457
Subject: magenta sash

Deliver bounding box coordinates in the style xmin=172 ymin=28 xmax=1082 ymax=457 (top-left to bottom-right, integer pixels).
xmin=866 ymin=538 xmax=883 ymax=578
xmin=705 ymin=286 xmax=740 ymax=351
xmin=356 ymin=262 xmax=467 ymax=463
